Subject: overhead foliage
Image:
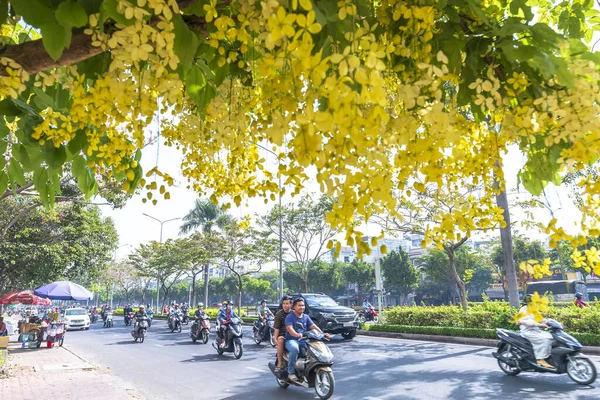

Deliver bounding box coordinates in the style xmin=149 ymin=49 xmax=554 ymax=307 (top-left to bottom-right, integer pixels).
xmin=2 ymin=0 xmax=600 ymax=269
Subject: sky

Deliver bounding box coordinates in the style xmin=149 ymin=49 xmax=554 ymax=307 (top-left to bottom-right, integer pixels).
xmin=99 ymin=127 xmax=582 ymax=264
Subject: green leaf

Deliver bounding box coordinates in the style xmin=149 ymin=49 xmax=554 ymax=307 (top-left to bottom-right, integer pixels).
xmin=0 ymin=171 xmax=8 ymax=196
xmin=0 ymin=98 xmax=23 ymax=116
xmin=56 ymin=1 xmax=88 ymax=28
xmin=11 ymin=144 xmax=33 ymax=171
xmin=41 ymin=19 xmax=69 ymax=61
xmin=509 ymin=0 xmax=533 ymax=20
xmin=134 ymin=149 xmax=142 ymax=162
xmin=101 ymin=0 xmax=131 ymax=25
xmin=186 ymin=65 xmax=207 ymax=104
xmin=33 ymin=87 xmax=55 ymax=110
xmin=33 ymin=167 xmax=49 ymax=206
xmin=0 ymin=0 xmax=8 ymax=24
xmin=77 ymin=0 xmax=103 ymax=14
xmin=71 ymin=155 xmax=86 ymax=178
xmin=8 ymin=158 xmax=26 ymax=186
xmin=10 ymin=0 xmax=54 ymax=27
xmin=67 ymin=129 xmax=88 ymax=156
xmin=45 ymin=145 xmax=67 ymax=169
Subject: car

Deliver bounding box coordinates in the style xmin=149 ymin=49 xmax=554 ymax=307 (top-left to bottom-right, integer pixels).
xmin=278 ymin=293 xmax=359 ymax=339
xmin=62 ymin=308 xmax=90 ymax=331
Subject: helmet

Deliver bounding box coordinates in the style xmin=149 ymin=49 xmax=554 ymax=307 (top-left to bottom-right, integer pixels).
xmin=260 ymin=299 xmax=267 ymax=304
xmin=222 ymin=300 xmax=229 ymax=306
xmin=139 ymin=305 xmax=145 ymax=309
xmin=524 ymin=294 xmax=533 ymax=303
xmin=575 ymin=292 xmax=583 ymax=298
xmin=198 ymin=302 xmax=204 ymax=308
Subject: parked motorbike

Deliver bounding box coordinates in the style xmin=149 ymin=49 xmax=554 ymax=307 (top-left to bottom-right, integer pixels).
xmin=103 ymin=312 xmax=113 ymax=328
xmin=492 ymin=319 xmax=597 ymax=385
xmin=212 ymin=317 xmax=244 ymax=359
xmin=124 ymin=311 xmax=134 ymax=327
xmin=190 ymin=315 xmax=211 ymax=344
xmin=268 ymin=328 xmax=335 ymax=399
xmin=358 ymin=306 xmax=378 ymax=323
xmin=253 ymin=314 xmax=276 ymax=347
xmin=131 ymin=315 xmax=150 ymax=343
xmin=168 ymin=313 xmax=182 ymax=333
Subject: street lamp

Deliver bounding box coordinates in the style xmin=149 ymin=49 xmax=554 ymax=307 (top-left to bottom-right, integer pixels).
xmin=253 ymin=143 xmax=284 ymax=300
xmin=142 ymin=213 xmax=181 ymax=310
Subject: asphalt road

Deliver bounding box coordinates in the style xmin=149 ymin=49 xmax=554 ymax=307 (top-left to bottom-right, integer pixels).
xmin=62 ymin=319 xmax=600 ymax=400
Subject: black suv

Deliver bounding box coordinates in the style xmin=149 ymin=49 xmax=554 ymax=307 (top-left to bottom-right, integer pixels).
xmin=269 ymin=293 xmax=359 ymax=339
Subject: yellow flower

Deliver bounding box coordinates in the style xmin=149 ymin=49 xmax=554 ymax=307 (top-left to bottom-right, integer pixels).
xmin=204 ymin=0 xmax=218 ymax=22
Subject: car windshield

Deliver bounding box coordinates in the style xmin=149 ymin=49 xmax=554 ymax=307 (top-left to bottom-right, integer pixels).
xmin=65 ymin=309 xmax=87 ymax=316
xmin=304 ymin=295 xmax=338 ymax=308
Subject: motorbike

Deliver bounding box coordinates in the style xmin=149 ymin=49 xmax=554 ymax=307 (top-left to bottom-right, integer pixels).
xmin=146 ymin=310 xmax=153 ymax=327
xmin=168 ymin=312 xmax=182 ymax=333
xmin=190 ymin=315 xmax=211 ymax=344
xmin=253 ymin=314 xmax=276 ymax=347
xmin=268 ymin=328 xmax=335 ymax=400
xmin=124 ymin=311 xmax=134 ymax=327
xmin=182 ymin=310 xmax=190 ymax=325
xmin=131 ymin=315 xmax=150 ymax=343
xmin=103 ymin=312 xmax=113 ymax=328
xmin=492 ymin=319 xmax=597 ymax=385
xmin=89 ymin=313 xmax=98 ymax=324
xmin=358 ymin=306 xmax=378 ymax=323
xmin=212 ymin=317 xmax=244 ymax=359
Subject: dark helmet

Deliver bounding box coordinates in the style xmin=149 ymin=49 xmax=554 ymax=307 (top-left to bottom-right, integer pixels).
xmin=575 ymin=292 xmax=583 ymax=298
xmin=260 ymin=299 xmax=267 ymax=304
xmin=524 ymin=294 xmax=533 ymax=303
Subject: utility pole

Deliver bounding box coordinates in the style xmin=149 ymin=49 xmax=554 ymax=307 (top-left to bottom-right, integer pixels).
xmin=142 ymin=213 xmax=181 ymax=310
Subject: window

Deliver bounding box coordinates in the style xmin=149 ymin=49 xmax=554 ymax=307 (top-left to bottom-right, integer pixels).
xmin=65 ymin=309 xmax=87 ymax=316
xmin=344 ymin=256 xmax=350 ymax=262
xmin=303 ymin=295 xmax=338 ymax=308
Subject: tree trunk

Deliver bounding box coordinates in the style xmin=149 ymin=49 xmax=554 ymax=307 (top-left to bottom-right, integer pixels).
xmin=447 ymin=249 xmax=468 ymax=311
xmin=236 ymin=274 xmax=243 ymax=316
xmin=495 ymin=187 xmax=520 ymax=308
xmin=191 ymin=273 xmax=197 ymax=306
xmin=203 ymin=264 xmax=210 ymax=308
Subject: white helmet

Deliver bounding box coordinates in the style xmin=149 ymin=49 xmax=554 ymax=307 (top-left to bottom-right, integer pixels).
xmin=198 ymin=302 xmax=204 ymax=308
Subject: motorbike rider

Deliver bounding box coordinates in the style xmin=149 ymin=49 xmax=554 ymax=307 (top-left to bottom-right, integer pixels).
xmin=362 ymin=298 xmax=373 ymax=314
xmin=575 ymin=292 xmax=588 ymax=309
xmin=182 ymin=302 xmax=189 ymax=314
xmin=255 ymin=299 xmax=273 ymax=337
xmin=133 ymin=305 xmax=148 ymax=334
xmin=169 ymin=304 xmax=181 ymax=327
xmin=124 ymin=304 xmax=133 ymax=323
xmin=273 ymin=295 xmax=293 ymax=373
xmin=216 ymin=300 xmax=238 ymax=347
xmin=194 ymin=303 xmax=207 ymax=319
xmin=518 ymin=294 xmax=554 ymax=369
xmin=285 ymin=298 xmax=328 ymax=382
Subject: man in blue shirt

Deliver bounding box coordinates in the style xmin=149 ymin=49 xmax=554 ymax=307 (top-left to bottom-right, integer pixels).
xmin=285 ymin=298 xmax=327 ymax=382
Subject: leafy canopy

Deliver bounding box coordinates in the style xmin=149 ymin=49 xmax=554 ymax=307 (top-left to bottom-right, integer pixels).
xmin=2 ymin=0 xmax=600 ymax=268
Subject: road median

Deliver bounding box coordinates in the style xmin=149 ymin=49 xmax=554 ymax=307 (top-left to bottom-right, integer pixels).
xmin=358 ymin=324 xmax=600 ymax=356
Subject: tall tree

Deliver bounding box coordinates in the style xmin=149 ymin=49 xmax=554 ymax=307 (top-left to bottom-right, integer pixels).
xmin=258 ymin=196 xmax=338 ymax=292
xmin=374 ymin=183 xmax=502 ymax=310
xmin=218 ymin=224 xmax=278 ymax=314
xmin=179 ymin=199 xmax=232 ymax=308
xmin=381 ymin=250 xmax=418 ymax=305
xmin=342 ymin=260 xmax=375 ymax=299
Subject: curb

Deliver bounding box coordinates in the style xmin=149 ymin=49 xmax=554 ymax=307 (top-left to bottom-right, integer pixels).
xmin=357 ymin=330 xmax=600 ymax=356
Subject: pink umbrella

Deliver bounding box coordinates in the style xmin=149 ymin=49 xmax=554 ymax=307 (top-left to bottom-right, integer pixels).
xmin=0 ymin=290 xmax=51 ymax=305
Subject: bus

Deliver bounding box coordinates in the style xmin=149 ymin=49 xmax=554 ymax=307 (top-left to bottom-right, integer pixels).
xmin=525 ymin=280 xmax=587 ymax=302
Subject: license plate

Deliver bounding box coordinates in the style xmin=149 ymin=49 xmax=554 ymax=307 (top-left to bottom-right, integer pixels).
xmin=343 ymin=322 xmax=354 ymax=327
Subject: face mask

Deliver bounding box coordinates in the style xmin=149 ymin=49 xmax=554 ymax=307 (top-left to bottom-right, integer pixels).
xmin=227 ymin=305 xmax=232 ymax=310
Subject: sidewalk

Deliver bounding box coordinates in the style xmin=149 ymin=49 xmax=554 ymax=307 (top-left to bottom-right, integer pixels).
xmin=1 ymin=337 xmax=144 ymax=400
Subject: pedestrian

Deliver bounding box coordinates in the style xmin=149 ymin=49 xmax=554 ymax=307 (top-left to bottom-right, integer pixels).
xmin=0 ymin=317 xmax=7 ymax=336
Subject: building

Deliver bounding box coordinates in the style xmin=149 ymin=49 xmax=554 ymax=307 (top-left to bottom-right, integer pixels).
xmin=320 ymin=246 xmax=358 ymax=263
xmin=208 ymin=265 xmax=233 ymax=279
xmin=359 ymin=236 xmax=411 ymax=264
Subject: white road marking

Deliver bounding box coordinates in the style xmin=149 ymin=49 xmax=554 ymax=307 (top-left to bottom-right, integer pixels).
xmin=154 ymin=344 xmax=164 ymax=347
xmin=246 ymin=366 xmax=265 ymax=372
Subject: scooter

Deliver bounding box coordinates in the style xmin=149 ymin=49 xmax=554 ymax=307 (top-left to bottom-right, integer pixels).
xmin=253 ymin=314 xmax=276 ymax=347
xmin=268 ymin=328 xmax=335 ymax=400
xmin=358 ymin=306 xmax=378 ymax=323
xmin=190 ymin=315 xmax=211 ymax=344
xmin=103 ymin=312 xmax=113 ymax=328
xmin=212 ymin=317 xmax=244 ymax=359
xmin=146 ymin=310 xmax=153 ymax=327
xmin=131 ymin=315 xmax=150 ymax=343
xmin=124 ymin=311 xmax=134 ymax=326
xmin=492 ymin=319 xmax=597 ymax=385
xmin=182 ymin=310 xmax=190 ymax=325
xmin=169 ymin=313 xmax=182 ymax=333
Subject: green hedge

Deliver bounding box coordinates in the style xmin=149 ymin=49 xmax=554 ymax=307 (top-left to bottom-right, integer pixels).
xmin=383 ymin=299 xmax=600 ymax=335
xmin=362 ymin=324 xmax=600 ymax=346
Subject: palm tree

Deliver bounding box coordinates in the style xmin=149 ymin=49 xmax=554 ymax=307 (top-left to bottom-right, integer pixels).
xmin=180 ymin=199 xmax=233 ymax=306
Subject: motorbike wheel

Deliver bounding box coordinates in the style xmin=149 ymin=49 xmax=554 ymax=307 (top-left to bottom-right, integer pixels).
xmin=567 ymin=356 xmax=597 ymax=385
xmin=276 ymin=377 xmax=290 ymax=389
xmin=358 ymin=315 xmax=366 ymax=324
xmin=315 ymin=370 xmax=335 ymax=400
xmin=269 ymin=333 xmax=276 ymax=347
xmin=497 ymin=345 xmax=521 ymax=376
xmin=254 ymin=332 xmax=262 ymax=345
xmin=234 ymin=341 xmax=243 ymax=359
xmin=217 ymin=344 xmax=224 ymax=355
xmin=192 ymin=333 xmax=197 ymax=343
xmin=201 ymin=331 xmax=209 ymax=344
xmin=134 ymin=336 xmax=138 ymax=343
xmin=373 ymin=316 xmax=379 ymax=324
xmin=139 ymin=330 xmax=145 ymax=344
xmin=177 ymin=322 xmax=182 ymax=333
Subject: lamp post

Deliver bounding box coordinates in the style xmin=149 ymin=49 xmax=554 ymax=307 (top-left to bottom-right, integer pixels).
xmin=142 ymin=213 xmax=181 ymax=310
xmin=253 ymin=143 xmax=284 ymax=299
